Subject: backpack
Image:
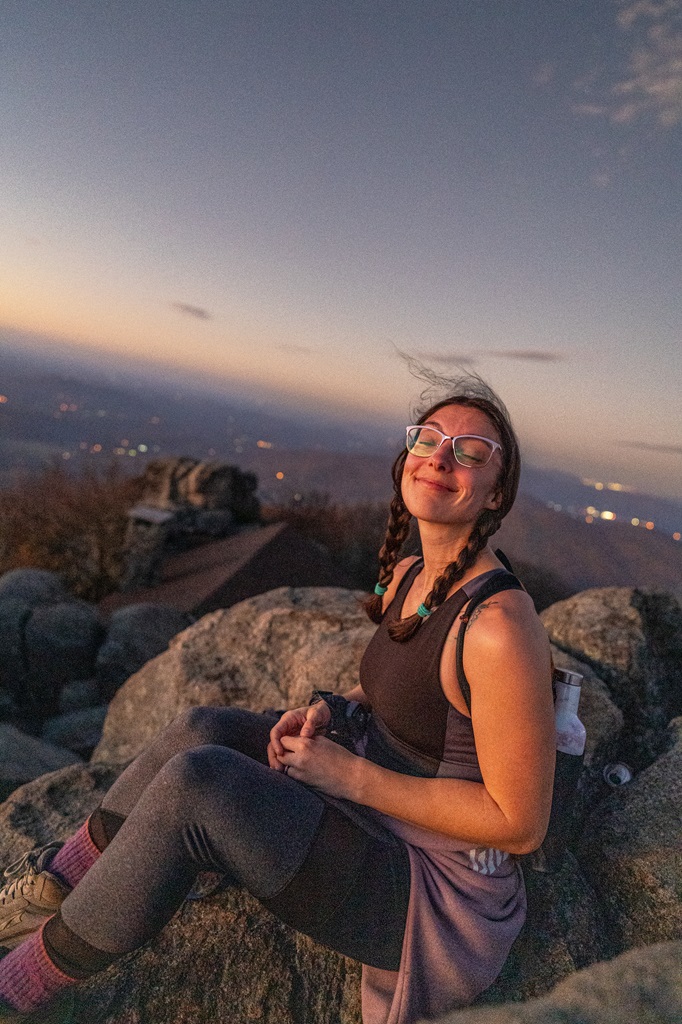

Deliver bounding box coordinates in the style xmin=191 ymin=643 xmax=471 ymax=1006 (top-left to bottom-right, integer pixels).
xmin=455 ymin=559 xmax=584 ymax=872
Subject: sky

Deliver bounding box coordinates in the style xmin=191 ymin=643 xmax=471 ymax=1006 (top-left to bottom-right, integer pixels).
xmin=1 ymin=0 xmax=681 ymax=500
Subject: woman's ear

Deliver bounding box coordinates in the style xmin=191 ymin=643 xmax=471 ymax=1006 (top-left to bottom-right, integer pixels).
xmin=486 ymin=487 xmax=503 ymax=512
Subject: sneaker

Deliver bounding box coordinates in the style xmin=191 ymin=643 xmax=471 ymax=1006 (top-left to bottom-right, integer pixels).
xmin=0 ymin=846 xmax=70 ymax=951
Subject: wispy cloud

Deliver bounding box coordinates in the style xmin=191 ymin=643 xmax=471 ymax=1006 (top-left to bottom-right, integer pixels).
xmin=414 ymin=350 xmax=562 ymax=365
xmin=620 ymin=440 xmax=682 ymax=454
xmin=487 ymin=350 xmax=564 ymax=362
xmin=573 ymin=0 xmax=682 ymax=127
xmin=172 ymin=302 xmax=213 ymax=320
xmin=415 ymin=352 xmax=477 ymax=366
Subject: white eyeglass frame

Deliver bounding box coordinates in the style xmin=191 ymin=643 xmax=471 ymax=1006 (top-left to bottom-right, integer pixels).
xmin=405 ymin=426 xmax=501 ymax=467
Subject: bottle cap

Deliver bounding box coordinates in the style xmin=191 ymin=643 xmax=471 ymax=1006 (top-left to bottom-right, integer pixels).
xmin=603 ymin=763 xmax=633 ymax=786
xmin=553 ymin=668 xmax=583 ymax=687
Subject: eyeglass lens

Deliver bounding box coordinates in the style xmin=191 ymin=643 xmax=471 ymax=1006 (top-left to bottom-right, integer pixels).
xmin=406 ymin=427 xmax=494 ymax=467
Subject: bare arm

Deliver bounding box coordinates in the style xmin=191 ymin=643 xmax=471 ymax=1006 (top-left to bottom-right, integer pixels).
xmin=343 ymin=592 xmax=555 ymax=854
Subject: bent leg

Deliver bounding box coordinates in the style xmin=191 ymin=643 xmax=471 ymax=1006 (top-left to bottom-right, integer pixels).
xmin=57 ymin=745 xmax=408 ymax=971
xmin=96 ymin=706 xmax=276 ymax=837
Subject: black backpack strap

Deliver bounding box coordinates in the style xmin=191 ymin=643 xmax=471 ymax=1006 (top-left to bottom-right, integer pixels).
xmin=455 ymin=570 xmax=525 ymax=714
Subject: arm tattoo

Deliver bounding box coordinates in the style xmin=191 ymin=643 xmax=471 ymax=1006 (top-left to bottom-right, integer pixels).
xmin=464 ymin=600 xmax=500 ymax=632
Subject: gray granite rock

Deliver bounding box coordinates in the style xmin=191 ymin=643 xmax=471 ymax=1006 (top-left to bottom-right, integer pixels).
xmin=541 ymin=588 xmax=682 ymax=767
xmin=42 ymin=707 xmax=108 ymax=757
xmin=437 ymin=941 xmax=682 ymax=1024
xmin=93 ymin=587 xmax=375 ymax=765
xmin=0 ymin=568 xmax=69 ymax=606
xmin=0 ymin=724 xmax=82 ymax=803
xmin=577 ymin=716 xmax=682 ymax=952
xmin=96 ymin=603 xmax=193 ymax=701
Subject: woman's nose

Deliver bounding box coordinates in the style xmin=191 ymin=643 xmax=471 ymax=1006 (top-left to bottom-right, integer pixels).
xmin=429 ymin=439 xmax=455 ymax=468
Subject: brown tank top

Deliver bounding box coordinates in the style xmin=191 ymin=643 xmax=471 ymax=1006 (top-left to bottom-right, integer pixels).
xmin=359 ymin=560 xmax=506 ymax=780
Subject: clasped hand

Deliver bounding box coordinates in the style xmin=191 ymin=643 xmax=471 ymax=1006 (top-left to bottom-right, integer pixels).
xmin=267 ymin=704 xmax=358 ymax=800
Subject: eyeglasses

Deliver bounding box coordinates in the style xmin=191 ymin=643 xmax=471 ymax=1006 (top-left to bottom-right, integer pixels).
xmin=405 ymin=426 xmax=501 ymax=468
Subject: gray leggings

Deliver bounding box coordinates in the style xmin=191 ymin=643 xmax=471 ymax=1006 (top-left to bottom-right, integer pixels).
xmin=58 ymin=707 xmax=410 ymax=971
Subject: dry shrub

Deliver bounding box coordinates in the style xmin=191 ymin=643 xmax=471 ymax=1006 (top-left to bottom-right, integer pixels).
xmin=0 ymin=462 xmax=142 ymax=601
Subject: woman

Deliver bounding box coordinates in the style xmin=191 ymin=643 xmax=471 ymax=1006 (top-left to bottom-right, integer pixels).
xmin=0 ymin=375 xmax=555 ymax=1024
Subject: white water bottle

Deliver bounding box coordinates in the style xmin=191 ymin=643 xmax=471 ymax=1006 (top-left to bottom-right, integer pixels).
xmin=554 ymin=668 xmax=587 ymax=757
xmin=528 ymin=668 xmax=587 ymax=872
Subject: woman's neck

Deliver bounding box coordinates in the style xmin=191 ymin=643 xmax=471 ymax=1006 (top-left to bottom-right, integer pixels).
xmin=416 ymin=524 xmax=500 ymax=596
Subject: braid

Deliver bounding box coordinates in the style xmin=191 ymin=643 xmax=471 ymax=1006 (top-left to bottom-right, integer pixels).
xmin=388 ymin=510 xmax=499 ymax=642
xmin=364 ymin=454 xmax=412 ymax=624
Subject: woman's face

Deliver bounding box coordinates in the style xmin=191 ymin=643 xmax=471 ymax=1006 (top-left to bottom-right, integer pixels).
xmin=400 ymin=403 xmax=503 ymax=529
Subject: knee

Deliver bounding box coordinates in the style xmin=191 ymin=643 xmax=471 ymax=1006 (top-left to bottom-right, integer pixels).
xmin=166 ymin=705 xmax=239 ymax=748
xmin=156 ymin=745 xmax=239 ymax=812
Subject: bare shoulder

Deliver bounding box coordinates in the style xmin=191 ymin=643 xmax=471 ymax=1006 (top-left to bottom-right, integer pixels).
xmin=461 ymin=587 xmax=551 ymax=686
xmin=382 ymin=555 xmax=420 ymax=613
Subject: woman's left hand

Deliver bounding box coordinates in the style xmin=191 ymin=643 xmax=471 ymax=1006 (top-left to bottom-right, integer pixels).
xmin=275 ymin=733 xmax=360 ymax=800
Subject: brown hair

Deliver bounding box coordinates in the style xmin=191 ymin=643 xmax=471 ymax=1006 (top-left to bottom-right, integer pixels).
xmin=364 ymin=372 xmax=520 ymax=641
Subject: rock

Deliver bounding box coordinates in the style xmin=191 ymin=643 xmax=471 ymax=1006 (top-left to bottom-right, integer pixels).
xmin=58 ymin=679 xmax=102 ymax=713
xmin=42 ymin=707 xmax=108 ymax=757
xmin=96 ymin=603 xmax=194 ymax=701
xmin=477 ymin=852 xmax=613 ymax=1005
xmin=0 ymin=568 xmax=68 ymax=606
xmin=93 ymin=587 xmax=374 ymax=764
xmin=438 ymin=941 xmax=682 ymax=1023
xmin=577 ymin=717 xmax=682 ymax=952
xmin=73 ymin=887 xmax=362 ymax=1024
xmin=550 ymin=645 xmax=624 ymax=818
xmin=0 ymin=598 xmax=32 ymax=714
xmin=0 ymin=724 xmax=83 ymax=803
xmin=23 ymin=601 xmax=106 ymax=720
xmin=0 ymin=764 xmax=361 ymax=1024
xmin=0 ymin=762 xmax=123 ymax=860
xmin=541 ymin=588 xmax=682 ymax=767
xmin=136 ymin=457 xmax=259 ymax=520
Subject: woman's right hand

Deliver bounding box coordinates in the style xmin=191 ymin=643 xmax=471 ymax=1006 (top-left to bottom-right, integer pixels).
xmin=268 ymin=702 xmax=332 ymax=771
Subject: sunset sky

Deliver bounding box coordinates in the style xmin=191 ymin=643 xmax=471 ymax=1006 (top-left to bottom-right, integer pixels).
xmin=2 ymin=1 xmax=681 ymax=499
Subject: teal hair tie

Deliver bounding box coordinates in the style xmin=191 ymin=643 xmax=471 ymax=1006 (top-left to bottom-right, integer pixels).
xmin=417 ymin=603 xmax=431 ymax=618
xmin=374 ymin=583 xmax=388 ymax=596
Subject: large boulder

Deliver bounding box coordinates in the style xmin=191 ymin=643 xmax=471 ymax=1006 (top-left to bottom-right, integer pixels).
xmin=0 ymin=568 xmax=68 ymax=606
xmin=541 ymin=588 xmax=682 ymax=767
xmin=42 ymin=707 xmax=108 ymax=758
xmin=0 ymin=598 xmax=32 ymax=720
xmin=478 ymin=852 xmax=613 ymax=1005
xmin=23 ymin=601 xmax=105 ymax=720
xmin=0 ymin=724 xmax=82 ymax=803
xmin=95 ymin=603 xmax=193 ymax=701
xmin=93 ymin=587 xmax=375 ymax=764
xmin=577 ymin=716 xmax=682 ymax=952
xmin=439 ymin=941 xmax=682 ymax=1023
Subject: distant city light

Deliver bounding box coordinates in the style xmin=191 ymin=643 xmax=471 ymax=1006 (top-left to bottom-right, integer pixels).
xmin=631 ymin=518 xmax=640 ymax=526
xmin=121 ymin=438 xmax=129 ymax=446
xmin=645 ymin=521 xmax=655 ymax=530
xmin=79 ymin=442 xmax=88 ymax=450
xmin=114 ymin=447 xmax=126 ymax=455
xmin=673 ymin=532 xmax=681 ymax=541
xmin=585 ymin=515 xmax=594 ymax=523
xmin=59 ymin=403 xmax=69 ymax=412
xmin=62 ymin=451 xmax=71 ymax=459
xmin=138 ymin=444 xmax=148 ymax=452
xmin=92 ymin=444 xmax=102 ymax=453
xmin=276 ymin=471 xmax=284 ymax=480
xmin=600 ymin=511 xmax=616 ymax=521
xmin=257 ymin=440 xmax=273 ymax=449
xmin=0 ymin=395 xmax=7 ymax=403
xmin=128 ymin=450 xmax=137 ymax=456
xmin=294 ymin=493 xmax=302 ymax=501
xmin=594 ymin=482 xmax=604 ymax=490
xmin=586 ymin=506 xmax=598 ymax=516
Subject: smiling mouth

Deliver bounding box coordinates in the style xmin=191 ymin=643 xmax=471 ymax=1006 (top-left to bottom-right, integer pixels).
xmin=417 ymin=477 xmax=453 ymax=492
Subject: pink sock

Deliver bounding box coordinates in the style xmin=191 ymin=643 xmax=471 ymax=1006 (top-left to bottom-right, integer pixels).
xmin=49 ymin=820 xmax=100 ymax=889
xmin=0 ymin=924 xmax=75 ymax=1012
